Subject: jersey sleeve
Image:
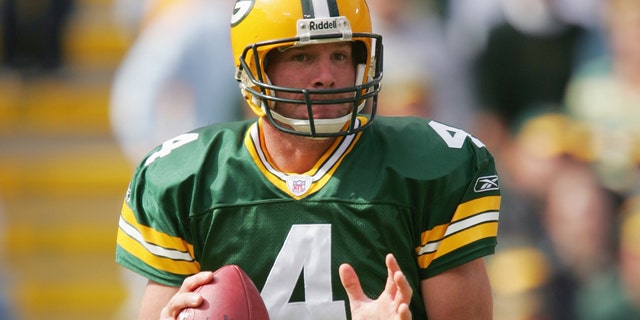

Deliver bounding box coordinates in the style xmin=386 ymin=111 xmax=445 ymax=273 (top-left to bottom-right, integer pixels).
xmin=416 ymin=121 xmax=501 ymax=279
xmin=115 ymin=134 xmax=203 ymax=287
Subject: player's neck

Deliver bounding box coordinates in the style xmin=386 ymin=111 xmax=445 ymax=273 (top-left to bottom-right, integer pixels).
xmin=262 ymin=119 xmax=336 ymax=174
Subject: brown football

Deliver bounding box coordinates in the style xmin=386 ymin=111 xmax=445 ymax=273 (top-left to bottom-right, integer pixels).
xmin=178 ymin=265 xmax=269 ymax=320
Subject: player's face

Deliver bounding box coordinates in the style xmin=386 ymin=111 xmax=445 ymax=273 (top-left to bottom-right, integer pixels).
xmin=265 ymin=42 xmax=357 ymax=120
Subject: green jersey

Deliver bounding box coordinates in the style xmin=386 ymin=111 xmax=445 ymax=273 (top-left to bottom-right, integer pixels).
xmin=116 ymin=116 xmax=501 ymax=319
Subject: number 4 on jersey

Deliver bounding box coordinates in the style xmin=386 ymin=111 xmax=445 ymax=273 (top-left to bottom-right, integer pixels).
xmin=429 ymin=120 xmax=485 ymax=149
xmin=261 ymin=225 xmax=347 ymax=320
xmin=144 ymin=133 xmax=199 ymax=166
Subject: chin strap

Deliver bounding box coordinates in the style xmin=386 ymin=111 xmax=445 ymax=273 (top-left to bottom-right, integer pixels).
xmin=268 ymin=101 xmax=365 ymax=135
xmin=261 ymin=63 xmax=368 ymax=135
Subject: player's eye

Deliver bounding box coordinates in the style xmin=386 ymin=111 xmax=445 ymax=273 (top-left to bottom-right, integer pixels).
xmin=291 ymin=54 xmax=309 ymax=62
xmin=332 ymin=53 xmax=347 ymax=61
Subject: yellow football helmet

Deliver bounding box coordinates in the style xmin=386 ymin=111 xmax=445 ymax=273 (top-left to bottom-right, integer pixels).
xmin=230 ymin=0 xmax=383 ymax=137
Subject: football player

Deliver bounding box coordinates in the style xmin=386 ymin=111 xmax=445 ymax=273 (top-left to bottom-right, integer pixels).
xmin=115 ymin=0 xmax=501 ymax=319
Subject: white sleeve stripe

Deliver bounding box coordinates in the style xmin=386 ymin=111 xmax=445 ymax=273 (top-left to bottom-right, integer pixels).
xmin=418 ymin=211 xmax=499 ymax=255
xmin=118 ymin=216 xmax=195 ymax=262
xmin=445 ymin=211 xmax=500 ymax=237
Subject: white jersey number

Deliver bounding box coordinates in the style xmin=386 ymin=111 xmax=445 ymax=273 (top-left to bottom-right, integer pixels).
xmin=144 ymin=133 xmax=199 ymax=166
xmin=261 ymin=224 xmax=346 ymax=320
xmin=429 ymin=120 xmax=485 ymax=149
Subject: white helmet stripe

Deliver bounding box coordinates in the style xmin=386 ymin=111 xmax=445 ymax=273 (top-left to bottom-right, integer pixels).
xmin=301 ymin=0 xmax=340 ymax=18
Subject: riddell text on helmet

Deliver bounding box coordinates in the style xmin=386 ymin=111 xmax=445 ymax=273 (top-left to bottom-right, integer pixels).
xmin=309 ymin=20 xmax=338 ymax=31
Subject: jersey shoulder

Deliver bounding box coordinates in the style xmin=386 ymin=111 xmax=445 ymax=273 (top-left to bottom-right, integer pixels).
xmin=370 ymin=116 xmax=493 ymax=168
xmin=129 ymin=120 xmax=254 ymax=191
xmin=140 ymin=120 xmax=253 ymax=169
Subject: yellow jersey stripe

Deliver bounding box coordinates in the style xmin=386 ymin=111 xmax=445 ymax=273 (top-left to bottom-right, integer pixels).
xmin=417 ymin=220 xmax=498 ymax=268
xmin=454 ymin=195 xmax=501 ymax=220
xmin=418 ymin=196 xmax=501 ymax=248
xmin=118 ymin=202 xmax=197 ymax=263
xmin=415 ymin=196 xmax=500 ymax=269
xmin=417 ymin=210 xmax=500 ymax=255
xmin=117 ymin=222 xmax=201 ymax=275
xmin=120 ymin=201 xmax=196 ymax=255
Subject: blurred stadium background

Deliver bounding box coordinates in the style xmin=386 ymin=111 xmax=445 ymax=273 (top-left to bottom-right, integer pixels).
xmin=0 ymin=0 xmax=132 ymax=319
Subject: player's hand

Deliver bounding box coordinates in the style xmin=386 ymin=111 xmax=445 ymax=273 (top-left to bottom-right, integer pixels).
xmin=159 ymin=271 xmax=214 ymax=320
xmin=339 ymin=253 xmax=413 ymax=320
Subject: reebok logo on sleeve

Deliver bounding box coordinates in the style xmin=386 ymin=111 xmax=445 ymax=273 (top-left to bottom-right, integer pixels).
xmin=474 ymin=175 xmax=499 ymax=192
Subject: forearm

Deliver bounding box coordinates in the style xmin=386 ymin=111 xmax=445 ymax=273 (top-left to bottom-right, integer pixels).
xmin=138 ymin=281 xmax=180 ymax=320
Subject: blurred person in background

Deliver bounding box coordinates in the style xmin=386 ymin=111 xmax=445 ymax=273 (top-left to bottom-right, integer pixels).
xmin=460 ymin=2 xmax=612 ymax=317
xmin=434 ymin=0 xmax=503 ymax=64
xmin=109 ymin=0 xmax=244 ymax=166
xmin=367 ymin=0 xmax=477 ymax=128
xmin=442 ymin=1 xmax=631 ymax=319
xmin=366 ymin=0 xmax=434 ymax=118
xmin=1 ymin=0 xmax=74 ymax=76
xmin=486 ymin=244 xmax=554 ymax=320
xmin=563 ymin=0 xmax=640 ymax=200
xmin=109 ymin=0 xmax=243 ymax=318
xmin=486 ymin=114 xmax=567 ymax=244
xmin=110 ymin=0 xmax=148 ymax=36
xmin=540 ymin=158 xmax=616 ymax=319
xmin=561 ymin=3 xmax=640 ymax=316
xmin=431 ymin=0 xmax=505 ymax=130
xmin=0 ymin=201 xmax=14 ymax=320
xmin=575 ymin=196 xmax=640 ymax=319
xmin=471 ymin=0 xmax=601 ymax=147
xmin=487 ymin=111 xmax=618 ymax=319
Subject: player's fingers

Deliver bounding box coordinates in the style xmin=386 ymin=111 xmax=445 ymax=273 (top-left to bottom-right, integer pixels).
xmin=179 ymin=271 xmax=214 ymax=293
xmin=339 ymin=263 xmax=368 ymax=303
xmin=159 ymin=271 xmax=214 ymax=319
xmin=393 ymin=270 xmax=413 ymax=305
xmin=384 ymin=254 xmax=402 ymax=296
xmin=385 ymin=253 xmax=401 ymax=276
xmin=387 ymin=253 xmax=413 ymax=318
xmin=160 ymin=293 xmax=202 ymax=320
xmin=398 ymin=302 xmax=412 ymax=320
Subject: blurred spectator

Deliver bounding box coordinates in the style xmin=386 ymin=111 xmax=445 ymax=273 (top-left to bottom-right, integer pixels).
xmin=575 ymin=196 xmax=640 ymax=320
xmin=443 ymin=1 xmax=634 ymax=319
xmin=110 ymin=0 xmax=148 ymax=36
xmin=540 ymin=157 xmax=616 ymax=319
xmin=366 ymin=0 xmax=434 ymax=118
xmin=564 ymin=0 xmax=640 ymax=197
xmin=492 ymin=113 xmax=569 ymax=243
xmin=490 ymin=111 xmax=619 ymax=319
xmin=0 ymin=201 xmax=14 ymax=319
xmin=1 ymin=0 xmax=74 ymax=75
xmin=472 ymin=0 xmax=597 ymax=135
xmin=486 ymin=245 xmax=554 ymax=320
xmin=109 ymin=0 xmax=244 ymax=165
xmin=542 ymin=157 xmax=615 ymax=283
xmin=367 ymin=0 xmax=475 ymax=128
xmin=436 ymin=0 xmax=504 ymax=75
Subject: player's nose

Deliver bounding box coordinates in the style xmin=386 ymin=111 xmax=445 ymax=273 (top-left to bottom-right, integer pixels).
xmin=311 ymin=58 xmax=337 ymax=89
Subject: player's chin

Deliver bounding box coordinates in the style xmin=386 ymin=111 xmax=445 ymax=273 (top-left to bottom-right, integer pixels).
xmin=310 ymin=102 xmax=354 ymax=116
xmin=310 ymin=109 xmax=351 ymax=120
xmin=277 ymin=103 xmax=351 ymax=120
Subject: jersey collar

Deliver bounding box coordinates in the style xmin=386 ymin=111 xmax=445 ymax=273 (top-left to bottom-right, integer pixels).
xmin=244 ymin=117 xmax=367 ymax=199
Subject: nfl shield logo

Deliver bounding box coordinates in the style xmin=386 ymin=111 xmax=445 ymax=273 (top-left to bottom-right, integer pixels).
xmin=286 ymin=174 xmax=313 ymax=197
xmin=292 ymin=180 xmax=306 ymax=193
